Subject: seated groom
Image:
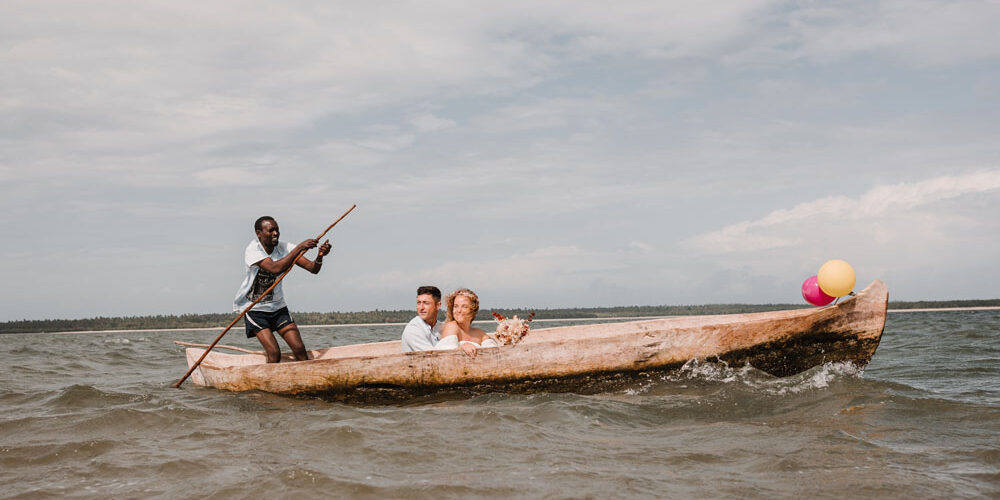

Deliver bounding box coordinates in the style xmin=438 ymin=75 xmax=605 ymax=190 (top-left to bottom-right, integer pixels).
xmin=401 ymin=286 xmax=443 ymax=352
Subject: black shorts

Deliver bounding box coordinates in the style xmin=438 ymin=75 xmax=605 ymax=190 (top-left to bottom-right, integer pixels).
xmin=245 ymin=307 xmax=295 ymax=338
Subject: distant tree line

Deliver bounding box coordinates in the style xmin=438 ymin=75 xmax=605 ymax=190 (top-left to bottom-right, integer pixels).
xmin=2 ymin=299 xmax=998 ymax=334
xmin=883 ymin=299 xmax=1000 ymax=309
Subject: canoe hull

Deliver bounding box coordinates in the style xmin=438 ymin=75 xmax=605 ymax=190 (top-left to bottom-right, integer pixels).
xmin=184 ymin=280 xmax=888 ymax=402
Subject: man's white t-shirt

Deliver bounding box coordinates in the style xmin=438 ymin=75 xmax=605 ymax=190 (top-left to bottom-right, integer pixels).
xmin=233 ymin=239 xmax=296 ymax=313
xmin=401 ymin=316 xmax=443 ymax=352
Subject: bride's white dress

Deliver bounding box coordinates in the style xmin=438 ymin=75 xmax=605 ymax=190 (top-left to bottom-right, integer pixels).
xmin=432 ymin=336 xmax=499 ymax=350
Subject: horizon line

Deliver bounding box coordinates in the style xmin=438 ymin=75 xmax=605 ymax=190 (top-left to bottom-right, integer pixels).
xmin=7 ymin=306 xmax=1000 ymax=336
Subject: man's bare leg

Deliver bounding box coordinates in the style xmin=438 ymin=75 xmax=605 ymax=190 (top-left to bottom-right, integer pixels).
xmin=278 ymin=323 xmax=310 ymax=361
xmin=255 ymin=328 xmax=283 ymax=363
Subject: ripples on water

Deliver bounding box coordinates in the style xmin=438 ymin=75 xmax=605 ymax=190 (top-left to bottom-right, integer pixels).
xmin=1 ymin=313 xmax=998 ymax=499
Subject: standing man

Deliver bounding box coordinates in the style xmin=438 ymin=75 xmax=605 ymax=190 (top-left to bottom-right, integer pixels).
xmin=234 ymin=216 xmax=331 ymax=363
xmin=401 ymin=286 xmax=443 ymax=352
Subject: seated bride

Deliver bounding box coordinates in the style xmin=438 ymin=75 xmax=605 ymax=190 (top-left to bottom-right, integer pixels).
xmin=432 ymin=288 xmax=499 ymax=358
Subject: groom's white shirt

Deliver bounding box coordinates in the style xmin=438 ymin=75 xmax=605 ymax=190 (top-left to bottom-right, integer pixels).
xmin=401 ymin=316 xmax=443 ymax=352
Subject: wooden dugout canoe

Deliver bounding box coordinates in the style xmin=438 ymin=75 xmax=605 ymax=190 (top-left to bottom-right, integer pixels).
xmin=183 ymin=280 xmax=888 ymax=402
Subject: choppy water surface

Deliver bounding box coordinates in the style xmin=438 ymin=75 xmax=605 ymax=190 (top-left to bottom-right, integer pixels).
xmin=2 ymin=312 xmax=998 ymax=499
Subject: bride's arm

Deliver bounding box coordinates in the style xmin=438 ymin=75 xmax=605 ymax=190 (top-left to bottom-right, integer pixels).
xmin=472 ymin=327 xmax=500 ymax=345
xmin=432 ymin=336 xmax=459 ymax=350
xmin=482 ymin=331 xmax=501 ymax=346
xmin=455 ymin=323 xmax=480 ymax=358
xmin=435 ymin=322 xmax=479 ymax=357
xmin=458 ymin=341 xmax=478 ymax=358
xmin=432 ymin=322 xmax=461 ymax=350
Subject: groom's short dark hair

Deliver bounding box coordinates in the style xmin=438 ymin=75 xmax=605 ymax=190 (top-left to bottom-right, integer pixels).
xmin=417 ymin=286 xmax=441 ymax=301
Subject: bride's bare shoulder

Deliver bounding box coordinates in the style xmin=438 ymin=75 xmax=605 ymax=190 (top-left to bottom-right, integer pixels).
xmin=441 ymin=321 xmax=462 ymax=335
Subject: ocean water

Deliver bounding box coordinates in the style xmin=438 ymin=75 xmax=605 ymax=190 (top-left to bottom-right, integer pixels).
xmin=1 ymin=312 xmax=998 ymax=499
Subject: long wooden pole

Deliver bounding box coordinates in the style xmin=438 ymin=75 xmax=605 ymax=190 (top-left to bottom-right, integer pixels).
xmin=173 ymin=204 xmax=356 ymax=388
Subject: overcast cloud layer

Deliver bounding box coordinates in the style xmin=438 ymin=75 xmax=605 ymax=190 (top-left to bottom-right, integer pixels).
xmin=2 ymin=1 xmax=999 ymax=321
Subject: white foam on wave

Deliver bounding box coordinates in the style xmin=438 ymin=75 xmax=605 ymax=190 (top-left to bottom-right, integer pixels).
xmin=101 ymin=337 xmax=149 ymax=345
xmin=772 ymin=362 xmax=863 ymax=395
xmin=666 ymin=358 xmax=864 ymax=395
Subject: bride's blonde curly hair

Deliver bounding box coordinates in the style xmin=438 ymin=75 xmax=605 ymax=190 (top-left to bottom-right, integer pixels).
xmin=445 ymin=288 xmax=480 ymax=322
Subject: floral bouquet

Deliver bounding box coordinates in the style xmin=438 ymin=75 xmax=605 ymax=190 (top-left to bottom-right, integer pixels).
xmin=492 ymin=311 xmax=535 ymax=346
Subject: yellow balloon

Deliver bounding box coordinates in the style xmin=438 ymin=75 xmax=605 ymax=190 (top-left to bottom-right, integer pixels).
xmin=817 ymin=259 xmax=856 ymax=297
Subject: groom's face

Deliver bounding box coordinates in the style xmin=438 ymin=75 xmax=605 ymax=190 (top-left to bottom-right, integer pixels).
xmin=416 ymin=294 xmax=440 ymax=324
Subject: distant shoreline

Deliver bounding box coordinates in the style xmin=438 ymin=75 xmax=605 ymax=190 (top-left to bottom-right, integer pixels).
xmin=13 ymin=306 xmax=1000 ymax=335
xmin=886 ymin=306 xmax=1000 ymax=313
xmin=18 ymin=316 xmax=654 ymax=335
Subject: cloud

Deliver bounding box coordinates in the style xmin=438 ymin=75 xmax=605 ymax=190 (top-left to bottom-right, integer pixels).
xmin=793 ymin=0 xmax=1000 ymax=66
xmin=2 ymin=2 xmax=1000 ymax=319
xmin=409 ymin=113 xmax=456 ymax=132
xmin=341 ymin=243 xmax=669 ymax=307
xmin=721 ymin=0 xmax=1000 ymax=67
xmin=194 ymin=167 xmax=273 ymax=187
xmin=685 ymin=170 xmax=1000 ymax=254
xmin=354 ymin=134 xmax=416 ymax=152
xmin=4 ymin=1 xmax=995 ymax=178
xmin=471 ymin=97 xmax=620 ymax=133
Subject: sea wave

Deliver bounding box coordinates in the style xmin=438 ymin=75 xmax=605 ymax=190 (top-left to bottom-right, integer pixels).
xmin=677 ymin=358 xmax=864 ymax=395
xmin=616 ymin=358 xmax=867 ymax=398
xmin=1 ymin=315 xmax=998 ymax=499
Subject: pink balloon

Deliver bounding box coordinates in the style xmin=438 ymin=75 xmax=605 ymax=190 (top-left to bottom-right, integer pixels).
xmin=801 ymin=275 xmax=835 ymax=306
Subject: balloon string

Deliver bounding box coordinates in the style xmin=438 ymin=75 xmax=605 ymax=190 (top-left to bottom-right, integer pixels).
xmin=833 ymin=291 xmax=856 ymax=305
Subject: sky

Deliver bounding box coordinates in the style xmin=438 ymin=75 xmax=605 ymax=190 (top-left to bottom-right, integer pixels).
xmin=2 ymin=1 xmax=999 ymax=321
